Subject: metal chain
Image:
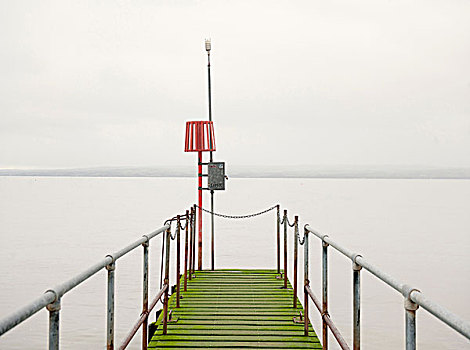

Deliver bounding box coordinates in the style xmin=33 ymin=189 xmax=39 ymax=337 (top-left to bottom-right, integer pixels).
xmin=280 ymin=214 xmax=296 ymax=227
xmin=195 ymin=204 xmax=278 ymax=219
xmin=296 ymin=223 xmax=306 ymax=245
xmin=169 ymin=228 xmax=177 ymax=240
xmin=286 ymin=217 xmax=296 ymax=227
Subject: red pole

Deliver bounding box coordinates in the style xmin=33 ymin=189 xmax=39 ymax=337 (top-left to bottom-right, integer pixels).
xmin=198 ymin=151 xmax=203 ymax=270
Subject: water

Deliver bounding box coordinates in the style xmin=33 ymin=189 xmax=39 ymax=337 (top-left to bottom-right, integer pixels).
xmin=0 ymin=176 xmax=469 ymax=349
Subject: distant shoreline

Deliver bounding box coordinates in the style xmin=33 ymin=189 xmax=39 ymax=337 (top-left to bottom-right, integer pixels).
xmin=1 ymin=166 xmax=469 ymax=180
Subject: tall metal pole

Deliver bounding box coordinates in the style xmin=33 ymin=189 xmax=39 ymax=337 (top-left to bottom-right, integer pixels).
xmin=206 ymin=38 xmax=215 ymax=271
xmin=198 ymin=152 xmax=203 ymax=271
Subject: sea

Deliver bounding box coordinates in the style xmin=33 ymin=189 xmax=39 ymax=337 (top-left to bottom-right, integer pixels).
xmin=0 ymin=176 xmax=469 ymax=349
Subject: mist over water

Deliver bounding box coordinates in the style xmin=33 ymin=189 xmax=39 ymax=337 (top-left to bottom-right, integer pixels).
xmin=0 ymin=177 xmax=469 ymax=349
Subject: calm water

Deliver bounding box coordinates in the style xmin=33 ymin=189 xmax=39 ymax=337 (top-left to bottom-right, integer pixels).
xmin=0 ymin=176 xmax=469 ymax=349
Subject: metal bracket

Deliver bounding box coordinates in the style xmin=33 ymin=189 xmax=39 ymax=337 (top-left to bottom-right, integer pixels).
xmin=293 ymin=311 xmax=303 ymax=323
xmin=46 ymin=298 xmax=61 ymax=312
xmin=404 ymin=298 xmax=419 ymax=311
xmin=352 ymin=254 xmax=362 ymax=271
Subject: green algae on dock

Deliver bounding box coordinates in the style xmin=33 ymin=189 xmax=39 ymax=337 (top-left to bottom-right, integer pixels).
xmin=149 ymin=269 xmax=320 ymax=349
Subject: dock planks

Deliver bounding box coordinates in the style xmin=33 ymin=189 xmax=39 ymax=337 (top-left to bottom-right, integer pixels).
xmin=149 ymin=269 xmax=321 ymax=349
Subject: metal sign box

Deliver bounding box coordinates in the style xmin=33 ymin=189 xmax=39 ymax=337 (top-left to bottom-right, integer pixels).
xmin=208 ymin=162 xmax=225 ymax=190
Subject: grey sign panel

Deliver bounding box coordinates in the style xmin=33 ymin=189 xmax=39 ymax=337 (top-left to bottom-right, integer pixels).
xmin=208 ymin=162 xmax=225 ymax=190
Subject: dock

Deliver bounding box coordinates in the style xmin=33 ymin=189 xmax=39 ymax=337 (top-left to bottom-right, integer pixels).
xmin=150 ymin=269 xmax=320 ymax=349
xmin=1 ymin=204 xmax=470 ymax=350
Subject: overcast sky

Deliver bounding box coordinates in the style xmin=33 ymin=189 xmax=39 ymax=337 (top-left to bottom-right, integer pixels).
xmin=1 ymin=0 xmax=469 ymax=169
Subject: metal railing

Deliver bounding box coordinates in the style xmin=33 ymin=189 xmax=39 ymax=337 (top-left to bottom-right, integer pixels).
xmin=2 ymin=203 xmax=469 ymax=350
xmin=276 ymin=206 xmax=470 ymax=350
xmin=0 ymin=205 xmax=200 ymax=350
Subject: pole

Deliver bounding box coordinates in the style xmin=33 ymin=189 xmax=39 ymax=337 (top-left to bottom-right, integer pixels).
xmin=176 ymin=215 xmax=181 ymax=308
xmin=142 ymin=242 xmax=149 ymax=350
xmin=353 ymin=260 xmax=362 ymax=350
xmin=106 ymin=262 xmax=115 ymax=350
xmin=47 ymin=298 xmax=61 ymax=350
xmin=162 ymin=228 xmax=171 ymax=335
xmin=277 ymin=205 xmax=280 ymax=274
xmin=184 ymin=210 xmax=189 ymax=291
xmin=322 ymin=241 xmax=329 ymax=350
xmin=304 ymin=228 xmax=309 ymax=336
xmin=198 ymin=152 xmax=203 ymax=271
xmin=206 ymin=39 xmax=215 ymax=271
xmin=283 ymin=210 xmax=288 ymax=289
xmin=293 ymin=216 xmax=298 ymax=308
xmin=210 ymin=190 xmax=214 ymax=270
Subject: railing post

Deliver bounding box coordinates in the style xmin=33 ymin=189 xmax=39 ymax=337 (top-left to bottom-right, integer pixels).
xmin=277 ymin=204 xmax=280 ymax=274
xmin=353 ymin=256 xmax=362 ymax=350
xmin=404 ymin=293 xmax=418 ymax=350
xmin=184 ymin=210 xmax=189 ymax=291
xmin=47 ymin=297 xmax=61 ymax=350
xmin=322 ymin=239 xmax=329 ymax=350
xmin=106 ymin=261 xmax=115 ymax=350
xmin=142 ymin=241 xmax=149 ymax=350
xmin=176 ymin=215 xmax=181 ymax=308
xmin=188 ymin=207 xmax=193 ymax=281
xmin=304 ymin=227 xmax=309 ymax=336
xmin=283 ymin=209 xmax=288 ymax=289
xmin=193 ymin=204 xmax=197 ymax=275
xmin=211 ymin=190 xmax=215 ymax=271
xmin=162 ymin=227 xmax=171 ymax=335
xmin=293 ymin=216 xmax=298 ymax=308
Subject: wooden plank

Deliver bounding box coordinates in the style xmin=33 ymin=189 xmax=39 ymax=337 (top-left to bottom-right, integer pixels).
xmin=149 ymin=269 xmax=320 ymax=349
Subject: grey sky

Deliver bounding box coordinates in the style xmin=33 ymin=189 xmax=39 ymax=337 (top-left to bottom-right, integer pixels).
xmin=1 ymin=0 xmax=469 ymax=169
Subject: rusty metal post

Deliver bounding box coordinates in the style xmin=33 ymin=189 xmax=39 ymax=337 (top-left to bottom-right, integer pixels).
xmin=193 ymin=204 xmax=197 ymax=274
xmin=322 ymin=240 xmax=329 ymax=350
xmin=304 ymin=227 xmax=309 ymax=336
xmin=293 ymin=216 xmax=298 ymax=308
xmin=211 ymin=190 xmax=215 ymax=271
xmin=353 ymin=258 xmax=362 ymax=350
xmin=188 ymin=208 xmax=194 ymax=281
xmin=184 ymin=210 xmax=189 ymax=291
xmin=277 ymin=205 xmax=280 ymax=274
xmin=47 ymin=297 xmax=61 ymax=350
xmin=405 ymin=295 xmax=418 ymax=350
xmin=283 ymin=209 xmax=288 ymax=289
xmin=197 ymin=155 xmax=203 ymax=271
xmin=162 ymin=227 xmax=171 ymax=335
xmin=176 ymin=216 xmax=181 ymax=308
xmin=142 ymin=241 xmax=149 ymax=350
xmin=106 ymin=261 xmax=115 ymax=350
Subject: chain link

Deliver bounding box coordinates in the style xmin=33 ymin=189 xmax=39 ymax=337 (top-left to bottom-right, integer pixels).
xmin=286 ymin=217 xmax=296 ymax=227
xmin=280 ymin=214 xmax=296 ymax=227
xmin=195 ymin=204 xmax=278 ymax=219
xmin=296 ymin=223 xmax=306 ymax=245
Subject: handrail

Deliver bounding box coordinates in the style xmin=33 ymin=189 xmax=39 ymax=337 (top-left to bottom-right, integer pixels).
xmin=305 ymin=286 xmax=350 ymax=350
xmin=303 ymin=223 xmax=470 ymax=350
xmin=0 ymin=224 xmax=166 ymax=336
xmin=0 ymin=205 xmax=197 ymax=350
xmin=119 ymin=284 xmax=168 ymax=350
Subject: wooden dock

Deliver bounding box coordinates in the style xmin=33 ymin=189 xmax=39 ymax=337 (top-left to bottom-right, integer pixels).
xmin=149 ymin=269 xmax=321 ymax=349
